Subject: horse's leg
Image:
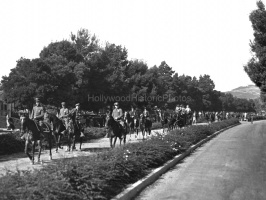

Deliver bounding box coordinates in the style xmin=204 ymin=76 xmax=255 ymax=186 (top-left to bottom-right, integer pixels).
xmin=48 ymin=132 xmax=52 ymax=160
xmin=123 ymin=133 xmax=126 ymax=145
xmin=58 ymin=134 xmax=62 ymax=149
xmin=37 ymin=140 xmax=41 ymax=163
xmin=109 ymin=137 xmax=113 ymax=148
xmin=79 ymin=135 xmax=83 ymax=150
xmin=113 ymin=136 xmax=118 ymax=147
xmin=53 ymin=133 xmax=59 ymax=152
xmin=67 ymin=131 xmax=71 ymax=152
xmin=72 ymin=135 xmax=76 ymax=151
xmin=32 ymin=141 xmax=36 ymax=165
xmin=25 ymin=140 xmax=32 ymax=161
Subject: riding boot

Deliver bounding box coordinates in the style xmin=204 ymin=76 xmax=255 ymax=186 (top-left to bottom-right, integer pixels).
xmin=40 ymin=126 xmax=44 ymax=139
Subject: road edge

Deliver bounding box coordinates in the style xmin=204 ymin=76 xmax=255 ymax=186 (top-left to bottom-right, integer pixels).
xmin=112 ymin=122 xmax=240 ymax=200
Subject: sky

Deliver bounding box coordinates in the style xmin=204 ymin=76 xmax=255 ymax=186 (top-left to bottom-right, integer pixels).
xmin=0 ymin=0 xmax=259 ymax=92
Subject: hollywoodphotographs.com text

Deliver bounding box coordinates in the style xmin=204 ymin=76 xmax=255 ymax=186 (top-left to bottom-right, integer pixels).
xmin=88 ymin=94 xmax=192 ymax=103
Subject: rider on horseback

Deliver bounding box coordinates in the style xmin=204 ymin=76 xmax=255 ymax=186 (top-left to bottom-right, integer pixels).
xmin=142 ymin=106 xmax=150 ymax=120
xmin=129 ymin=106 xmax=136 ymax=119
xmin=30 ymin=97 xmax=45 ymax=137
xmin=58 ymin=102 xmax=69 ymax=135
xmin=112 ymin=102 xmax=124 ymax=131
xmin=68 ymin=103 xmax=85 ymax=137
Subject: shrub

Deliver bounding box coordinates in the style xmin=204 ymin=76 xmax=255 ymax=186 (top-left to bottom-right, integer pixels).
xmin=247 ymin=115 xmax=266 ymax=122
xmin=0 ymin=132 xmax=24 ymax=155
xmin=151 ymin=122 xmax=162 ymax=130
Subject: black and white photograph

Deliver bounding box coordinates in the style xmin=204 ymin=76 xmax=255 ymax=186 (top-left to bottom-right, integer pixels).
xmin=0 ymin=0 xmax=265 ymax=199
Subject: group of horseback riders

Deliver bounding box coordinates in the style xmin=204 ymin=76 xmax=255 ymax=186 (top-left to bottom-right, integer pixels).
xmin=20 ymin=98 xmax=84 ymax=140
xmin=105 ymin=102 xmax=151 ymax=136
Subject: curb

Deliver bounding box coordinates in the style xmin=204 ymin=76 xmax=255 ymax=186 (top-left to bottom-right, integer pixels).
xmin=112 ymin=122 xmax=240 ymax=200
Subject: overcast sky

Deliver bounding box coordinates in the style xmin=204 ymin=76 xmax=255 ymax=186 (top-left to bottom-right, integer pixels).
xmin=0 ymin=0 xmax=259 ymax=92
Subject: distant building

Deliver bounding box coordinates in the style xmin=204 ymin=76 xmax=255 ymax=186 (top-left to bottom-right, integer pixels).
xmin=0 ymin=91 xmax=15 ymax=117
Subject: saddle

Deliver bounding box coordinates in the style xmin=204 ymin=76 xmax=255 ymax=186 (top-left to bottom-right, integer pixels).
xmin=33 ymin=120 xmax=50 ymax=132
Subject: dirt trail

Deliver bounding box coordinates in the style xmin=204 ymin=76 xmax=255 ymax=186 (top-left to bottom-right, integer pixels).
xmin=0 ymin=130 xmax=163 ymax=176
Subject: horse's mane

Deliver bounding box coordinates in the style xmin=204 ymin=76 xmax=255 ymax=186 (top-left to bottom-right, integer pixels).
xmin=46 ymin=111 xmax=61 ymax=124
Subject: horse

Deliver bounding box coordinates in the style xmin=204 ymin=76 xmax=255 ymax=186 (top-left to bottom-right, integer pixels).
xmin=168 ymin=114 xmax=177 ymax=131
xmin=124 ymin=111 xmax=134 ymax=139
xmin=161 ymin=117 xmax=169 ymax=133
xmin=139 ymin=115 xmax=152 ymax=140
xmin=185 ymin=111 xmax=193 ymax=126
xmin=67 ymin=114 xmax=85 ymax=151
xmin=44 ymin=111 xmax=67 ymax=152
xmin=20 ymin=115 xmax=52 ymax=165
xmin=105 ymin=114 xmax=127 ymax=148
xmin=177 ymin=111 xmax=186 ymax=129
xmin=127 ymin=115 xmax=140 ymax=138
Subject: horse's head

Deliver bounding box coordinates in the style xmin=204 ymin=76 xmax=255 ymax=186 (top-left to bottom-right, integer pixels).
xmin=106 ymin=115 xmax=115 ymax=127
xmin=20 ymin=115 xmax=29 ymax=134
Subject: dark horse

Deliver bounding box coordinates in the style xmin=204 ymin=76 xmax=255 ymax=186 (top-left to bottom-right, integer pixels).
xmin=44 ymin=111 xmax=66 ymax=152
xmin=124 ymin=111 xmax=136 ymax=139
xmin=105 ymin=114 xmax=127 ymax=148
xmin=67 ymin=114 xmax=84 ymax=151
xmin=20 ymin=115 xmax=52 ymax=164
xmin=128 ymin=116 xmax=140 ymax=138
xmin=168 ymin=114 xmax=177 ymax=131
xmin=140 ymin=115 xmax=152 ymax=140
xmin=176 ymin=111 xmax=186 ymax=129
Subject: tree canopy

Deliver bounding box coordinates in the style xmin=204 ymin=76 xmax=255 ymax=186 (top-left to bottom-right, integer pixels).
xmin=244 ymin=1 xmax=266 ymax=107
xmin=1 ymin=28 xmax=256 ymax=113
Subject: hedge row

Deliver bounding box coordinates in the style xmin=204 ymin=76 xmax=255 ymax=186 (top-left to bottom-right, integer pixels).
xmin=247 ymin=115 xmax=266 ymax=122
xmin=0 ymin=118 xmax=239 ymax=200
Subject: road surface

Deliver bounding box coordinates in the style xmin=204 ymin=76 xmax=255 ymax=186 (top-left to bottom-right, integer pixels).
xmin=135 ymin=121 xmax=266 ymax=200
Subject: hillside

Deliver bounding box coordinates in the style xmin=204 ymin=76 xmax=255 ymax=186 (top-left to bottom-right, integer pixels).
xmin=226 ymin=85 xmax=260 ymax=99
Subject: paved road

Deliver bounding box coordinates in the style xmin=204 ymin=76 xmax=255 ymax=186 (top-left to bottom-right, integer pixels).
xmin=135 ymin=121 xmax=266 ymax=200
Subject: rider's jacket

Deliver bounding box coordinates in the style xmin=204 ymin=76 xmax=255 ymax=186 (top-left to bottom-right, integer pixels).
xmin=31 ymin=104 xmax=44 ymax=121
xmin=129 ymin=110 xmax=136 ymax=118
xmin=69 ymin=108 xmax=82 ymax=121
xmin=58 ymin=108 xmax=69 ymax=119
xmin=112 ymin=108 xmax=123 ymax=120
xmin=185 ymin=108 xmax=191 ymax=113
xmin=143 ymin=110 xmax=149 ymax=118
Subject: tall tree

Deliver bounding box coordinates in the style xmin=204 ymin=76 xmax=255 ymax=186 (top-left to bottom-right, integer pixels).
xmin=70 ymin=28 xmax=100 ymax=60
xmin=244 ymin=1 xmax=266 ymax=106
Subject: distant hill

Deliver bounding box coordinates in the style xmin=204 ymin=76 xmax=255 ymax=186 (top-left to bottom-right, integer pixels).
xmin=226 ymin=85 xmax=260 ymax=99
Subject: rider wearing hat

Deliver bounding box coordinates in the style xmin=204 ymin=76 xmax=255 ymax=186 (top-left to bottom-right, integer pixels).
xmin=58 ymin=102 xmax=69 ymax=134
xmin=142 ymin=106 xmax=150 ymax=119
xmin=68 ymin=103 xmax=84 ymax=137
xmin=30 ymin=97 xmax=45 ymax=136
xmin=112 ymin=102 xmax=125 ymax=130
xmin=129 ymin=106 xmax=136 ymax=119
xmin=112 ymin=102 xmax=123 ymax=121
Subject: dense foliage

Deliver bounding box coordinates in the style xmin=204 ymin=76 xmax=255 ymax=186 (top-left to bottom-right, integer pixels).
xmin=1 ymin=28 xmax=256 ymax=112
xmin=244 ymin=1 xmax=266 ymax=104
xmin=0 ymin=119 xmax=239 ymax=200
